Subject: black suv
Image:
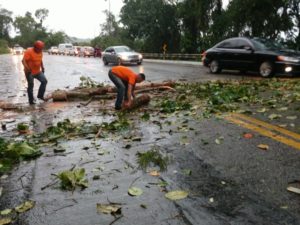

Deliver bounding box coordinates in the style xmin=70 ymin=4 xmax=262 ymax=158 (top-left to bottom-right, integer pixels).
xmin=202 ymin=37 xmax=300 ymax=77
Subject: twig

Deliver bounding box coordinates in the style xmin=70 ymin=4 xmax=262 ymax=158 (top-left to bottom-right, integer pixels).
xmin=95 ymin=128 xmax=102 ymax=139
xmin=52 ymin=204 xmax=75 ymax=213
xmin=129 ymin=176 xmax=140 ymax=187
xmin=80 ymin=96 xmax=94 ymax=106
xmin=106 ymin=197 xmax=125 ymax=205
xmin=41 ymin=180 xmax=59 ymax=190
xmin=79 ymin=159 xmax=98 ymax=166
xmin=109 ymin=215 xmax=124 ymax=225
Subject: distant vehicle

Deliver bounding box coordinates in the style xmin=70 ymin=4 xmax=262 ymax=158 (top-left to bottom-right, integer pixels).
xmin=48 ymin=46 xmax=58 ymax=55
xmin=12 ymin=45 xmax=24 ymax=55
xmin=66 ymin=46 xmax=79 ymax=56
xmin=58 ymin=43 xmax=73 ymax=55
xmin=73 ymin=46 xmax=81 ymax=56
xmin=202 ymin=37 xmax=300 ymax=77
xmin=102 ymin=45 xmax=143 ymax=65
xmin=78 ymin=46 xmax=94 ymax=57
xmin=94 ymin=46 xmax=102 ymax=58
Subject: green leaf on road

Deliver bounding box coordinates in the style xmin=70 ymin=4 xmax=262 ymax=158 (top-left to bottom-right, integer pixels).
xmin=0 ymin=209 xmax=12 ymax=215
xmin=165 ymin=190 xmax=188 ymax=201
xmin=268 ymin=114 xmax=282 ymax=120
xmin=0 ymin=218 xmax=12 ymax=225
xmin=286 ymin=116 xmax=297 ymax=120
xmin=128 ymin=187 xmax=143 ymax=196
xmin=58 ymin=168 xmax=88 ymax=190
xmin=96 ymin=203 xmax=121 ymax=215
xmin=15 ymin=200 xmax=35 ymax=213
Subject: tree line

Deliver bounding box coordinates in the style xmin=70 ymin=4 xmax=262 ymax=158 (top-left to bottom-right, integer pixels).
xmin=0 ymin=0 xmax=299 ymax=54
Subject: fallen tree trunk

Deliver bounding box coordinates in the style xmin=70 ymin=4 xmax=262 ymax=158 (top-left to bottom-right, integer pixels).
xmin=51 ymin=82 xmax=175 ymax=102
xmin=123 ymin=94 xmax=151 ymax=110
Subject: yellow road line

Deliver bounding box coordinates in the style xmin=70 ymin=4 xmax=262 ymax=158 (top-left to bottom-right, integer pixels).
xmin=230 ymin=113 xmax=300 ymax=141
xmin=224 ymin=115 xmax=300 ymax=151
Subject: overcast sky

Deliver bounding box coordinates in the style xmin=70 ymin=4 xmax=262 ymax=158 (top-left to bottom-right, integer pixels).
xmin=1 ymin=0 xmax=229 ymax=39
xmin=1 ymin=0 xmax=124 ymax=39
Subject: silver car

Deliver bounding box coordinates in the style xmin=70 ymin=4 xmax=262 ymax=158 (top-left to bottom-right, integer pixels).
xmin=102 ymin=45 xmax=143 ymax=65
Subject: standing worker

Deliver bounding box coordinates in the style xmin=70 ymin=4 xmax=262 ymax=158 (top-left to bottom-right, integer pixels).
xmin=108 ymin=66 xmax=145 ymax=110
xmin=22 ymin=40 xmax=48 ymax=105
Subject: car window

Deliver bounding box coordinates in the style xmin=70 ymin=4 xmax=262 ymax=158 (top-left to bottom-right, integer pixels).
xmin=232 ymin=39 xmax=251 ymax=49
xmin=216 ymin=40 xmax=234 ymax=49
xmin=114 ymin=46 xmax=132 ymax=53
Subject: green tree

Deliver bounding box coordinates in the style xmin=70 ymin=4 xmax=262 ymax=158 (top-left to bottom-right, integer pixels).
xmin=13 ymin=9 xmax=49 ymax=47
xmin=0 ymin=6 xmax=13 ymax=40
xmin=45 ymin=31 xmax=66 ymax=48
xmin=120 ymin=0 xmax=181 ymax=53
xmin=288 ymin=0 xmax=300 ymax=49
xmin=178 ymin=0 xmax=223 ymax=53
xmin=225 ymin=0 xmax=291 ymax=39
xmin=34 ymin=8 xmax=49 ymax=26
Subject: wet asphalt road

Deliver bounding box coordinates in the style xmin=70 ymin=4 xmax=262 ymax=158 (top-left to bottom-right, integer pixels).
xmin=0 ymin=53 xmax=300 ymax=225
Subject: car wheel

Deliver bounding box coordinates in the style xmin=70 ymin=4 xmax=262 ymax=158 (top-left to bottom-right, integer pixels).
xmin=259 ymin=62 xmax=274 ymax=78
xmin=137 ymin=62 xmax=142 ymax=65
xmin=103 ymin=58 xmax=109 ymax=65
xmin=209 ymin=60 xmax=222 ymax=74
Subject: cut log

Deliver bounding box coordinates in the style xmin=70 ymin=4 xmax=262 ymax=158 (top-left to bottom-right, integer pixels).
xmin=123 ymin=94 xmax=151 ymax=110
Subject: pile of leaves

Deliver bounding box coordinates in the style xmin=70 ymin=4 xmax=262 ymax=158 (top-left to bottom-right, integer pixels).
xmin=137 ymin=148 xmax=168 ymax=171
xmin=174 ymin=79 xmax=300 ymax=116
xmin=41 ymin=119 xmax=99 ymax=141
xmin=79 ymin=76 xmax=105 ymax=88
xmin=101 ymin=114 xmax=130 ymax=132
xmin=0 ymin=138 xmax=42 ymax=174
xmin=57 ymin=168 xmax=88 ymax=190
xmin=160 ymin=99 xmax=192 ymax=113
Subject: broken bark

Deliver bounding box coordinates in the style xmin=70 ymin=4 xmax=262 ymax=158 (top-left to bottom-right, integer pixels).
xmin=123 ymin=94 xmax=151 ymax=110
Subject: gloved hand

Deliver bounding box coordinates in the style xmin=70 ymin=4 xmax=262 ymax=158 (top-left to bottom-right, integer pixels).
xmin=42 ymin=67 xmax=45 ymax=73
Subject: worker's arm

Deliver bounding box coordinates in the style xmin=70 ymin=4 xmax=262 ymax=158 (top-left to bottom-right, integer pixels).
xmin=22 ymin=58 xmax=31 ymax=73
xmin=132 ymin=84 xmax=136 ymax=98
xmin=124 ymin=84 xmax=133 ymax=108
xmin=41 ymin=60 xmax=45 ymax=73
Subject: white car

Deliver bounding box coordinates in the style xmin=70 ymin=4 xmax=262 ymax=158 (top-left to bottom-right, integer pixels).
xmin=48 ymin=46 xmax=58 ymax=55
xmin=102 ymin=45 xmax=143 ymax=65
xmin=12 ymin=46 xmax=24 ymax=55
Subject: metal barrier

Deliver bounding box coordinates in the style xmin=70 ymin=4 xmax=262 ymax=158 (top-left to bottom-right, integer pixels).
xmin=142 ymin=53 xmax=202 ymax=61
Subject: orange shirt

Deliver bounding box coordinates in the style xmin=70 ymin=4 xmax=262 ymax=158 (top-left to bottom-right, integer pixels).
xmin=111 ymin=66 xmax=137 ymax=85
xmin=23 ymin=48 xmax=43 ymax=75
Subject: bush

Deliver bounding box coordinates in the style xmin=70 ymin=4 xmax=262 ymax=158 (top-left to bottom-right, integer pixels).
xmin=0 ymin=39 xmax=10 ymax=54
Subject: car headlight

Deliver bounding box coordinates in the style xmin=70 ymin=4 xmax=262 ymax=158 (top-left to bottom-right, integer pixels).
xmin=277 ymin=56 xmax=299 ymax=63
xmin=121 ymin=55 xmax=128 ymax=60
xmin=138 ymin=54 xmax=143 ymax=59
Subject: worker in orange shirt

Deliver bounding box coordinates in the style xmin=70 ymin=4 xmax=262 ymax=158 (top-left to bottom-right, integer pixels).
xmin=22 ymin=40 xmax=48 ymax=105
xmin=108 ymin=66 xmax=145 ymax=110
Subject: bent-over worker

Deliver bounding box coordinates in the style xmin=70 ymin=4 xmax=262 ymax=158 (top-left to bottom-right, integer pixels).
xmin=108 ymin=66 xmax=145 ymax=110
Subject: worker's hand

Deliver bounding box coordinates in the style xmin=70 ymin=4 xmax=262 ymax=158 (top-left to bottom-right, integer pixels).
xmin=42 ymin=67 xmax=45 ymax=73
xmin=24 ymin=67 xmax=31 ymax=74
xmin=123 ymin=100 xmax=132 ymax=108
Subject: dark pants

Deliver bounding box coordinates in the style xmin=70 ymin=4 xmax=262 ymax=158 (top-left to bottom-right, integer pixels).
xmin=108 ymin=70 xmax=128 ymax=110
xmin=25 ymin=72 xmax=48 ymax=104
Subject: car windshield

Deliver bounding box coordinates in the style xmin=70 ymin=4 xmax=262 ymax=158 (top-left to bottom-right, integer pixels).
xmin=114 ymin=46 xmax=133 ymax=53
xmin=251 ymin=38 xmax=285 ymax=50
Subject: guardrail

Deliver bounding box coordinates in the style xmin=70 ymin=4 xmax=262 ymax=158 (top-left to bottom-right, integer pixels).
xmin=142 ymin=53 xmax=202 ymax=61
